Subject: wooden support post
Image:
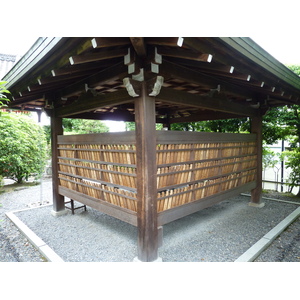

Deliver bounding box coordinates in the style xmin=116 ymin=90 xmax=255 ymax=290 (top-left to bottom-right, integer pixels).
xmin=250 ymin=114 xmax=264 ymax=207
xmin=135 ymin=81 xmax=159 ymax=262
xmin=50 ymin=115 xmax=66 ymax=216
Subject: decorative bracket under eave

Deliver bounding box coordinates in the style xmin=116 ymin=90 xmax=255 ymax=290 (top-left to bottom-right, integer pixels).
xmin=123 ymin=78 xmax=140 ymax=97
xmin=148 ymin=76 xmax=164 ymax=96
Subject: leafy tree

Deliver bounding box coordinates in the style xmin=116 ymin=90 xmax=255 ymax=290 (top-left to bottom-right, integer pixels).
xmin=282 ymin=149 xmax=300 ymax=195
xmin=0 ymin=112 xmax=47 ymax=183
xmin=63 ymin=118 xmax=109 ymax=134
xmin=125 ymin=122 xmax=163 ymax=131
xmin=0 ymin=81 xmax=10 ymax=108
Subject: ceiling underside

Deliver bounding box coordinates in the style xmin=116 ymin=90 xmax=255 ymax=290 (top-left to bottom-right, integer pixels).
xmin=4 ymin=37 xmax=300 ymax=123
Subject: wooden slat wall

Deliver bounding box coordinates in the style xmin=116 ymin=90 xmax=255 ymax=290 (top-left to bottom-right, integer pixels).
xmin=156 ymin=131 xmax=257 ymax=212
xmin=56 ymin=131 xmax=257 ymax=225
xmin=57 ymin=132 xmax=138 ymax=213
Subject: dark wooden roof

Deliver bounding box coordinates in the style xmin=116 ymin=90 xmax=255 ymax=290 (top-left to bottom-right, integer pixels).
xmin=4 ymin=37 xmax=300 ymax=123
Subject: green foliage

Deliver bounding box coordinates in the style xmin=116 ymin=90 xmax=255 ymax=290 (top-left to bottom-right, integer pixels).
xmin=63 ymin=118 xmax=109 ymax=134
xmin=282 ymin=149 xmax=300 ymax=194
xmin=0 ymin=113 xmax=47 ymax=183
xmin=125 ymin=122 xmax=163 ymax=131
xmin=262 ymin=147 xmax=277 ymax=170
xmin=170 ymin=118 xmax=249 ymax=133
xmin=0 ymin=81 xmax=10 ymax=110
xmin=286 ymin=65 xmax=300 ymax=76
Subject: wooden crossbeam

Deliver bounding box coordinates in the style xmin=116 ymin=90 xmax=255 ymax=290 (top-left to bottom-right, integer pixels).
xmin=146 ymin=37 xmax=187 ymax=48
xmin=65 ymin=110 xmax=135 ymax=122
xmin=159 ymin=60 xmax=255 ymax=99
xmin=51 ymin=61 xmax=114 ymax=77
xmin=70 ymin=48 xmax=128 ymax=65
xmin=56 ymin=89 xmax=133 ymax=117
xmin=91 ymin=37 xmax=130 ymax=48
xmin=167 ymin=111 xmax=246 ymax=123
xmin=59 ymin=62 xmax=128 ymax=98
xmin=157 ymin=46 xmax=212 ymax=62
xmin=156 ymin=87 xmax=258 ymax=117
xmin=130 ymin=37 xmax=147 ymax=57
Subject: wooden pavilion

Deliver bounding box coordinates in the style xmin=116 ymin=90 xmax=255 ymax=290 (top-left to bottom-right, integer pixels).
xmin=4 ymin=37 xmax=300 ymax=262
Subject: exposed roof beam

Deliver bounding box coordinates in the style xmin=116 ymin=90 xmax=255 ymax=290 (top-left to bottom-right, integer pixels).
xmin=63 ymin=110 xmax=135 ymax=122
xmin=69 ymin=48 xmax=128 ymax=65
xmin=159 ymin=60 xmax=255 ymax=99
xmin=59 ymin=62 xmax=128 ymax=98
xmin=56 ymin=89 xmax=133 ymax=117
xmin=157 ymin=46 xmax=212 ymax=62
xmin=146 ymin=37 xmax=188 ymax=48
xmin=91 ymin=37 xmax=130 ymax=48
xmin=168 ymin=111 xmax=246 ymax=123
xmin=130 ymin=37 xmax=147 ymax=57
xmin=156 ymin=87 xmax=258 ymax=117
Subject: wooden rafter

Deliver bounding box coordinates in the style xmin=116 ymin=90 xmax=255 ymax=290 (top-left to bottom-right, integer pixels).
xmin=157 ymin=46 xmax=212 ymax=63
xmin=167 ymin=111 xmax=247 ymax=123
xmin=59 ymin=62 xmax=128 ymax=98
xmin=159 ymin=60 xmax=255 ymax=99
xmin=91 ymin=37 xmax=130 ymax=48
xmin=70 ymin=48 xmax=128 ymax=65
xmin=130 ymin=37 xmax=147 ymax=58
xmin=157 ymin=87 xmax=258 ymax=117
xmin=56 ymin=89 xmax=133 ymax=117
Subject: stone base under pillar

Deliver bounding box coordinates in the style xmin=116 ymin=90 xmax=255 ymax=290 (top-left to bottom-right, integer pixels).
xmin=51 ymin=209 xmax=68 ymax=216
xmin=248 ymin=202 xmax=265 ymax=208
xmin=133 ymin=256 xmax=163 ymax=262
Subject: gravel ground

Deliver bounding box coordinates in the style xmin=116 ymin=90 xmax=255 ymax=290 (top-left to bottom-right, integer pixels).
xmin=1 ymin=178 xmax=300 ymax=262
xmin=0 ymin=178 xmax=52 ymax=262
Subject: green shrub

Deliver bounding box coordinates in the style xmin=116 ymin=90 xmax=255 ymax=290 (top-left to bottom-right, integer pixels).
xmin=0 ymin=112 xmax=47 ymax=183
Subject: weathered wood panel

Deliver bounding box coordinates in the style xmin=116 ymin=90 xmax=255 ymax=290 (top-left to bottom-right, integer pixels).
xmin=56 ymin=130 xmax=257 ymax=226
xmin=155 ymin=131 xmax=257 ymax=213
xmin=57 ymin=133 xmax=138 ymax=216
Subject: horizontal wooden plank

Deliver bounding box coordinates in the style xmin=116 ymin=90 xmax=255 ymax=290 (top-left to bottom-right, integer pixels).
xmin=59 ymin=172 xmax=137 ymax=193
xmin=157 ymin=181 xmax=256 ymax=226
xmin=156 ymin=154 xmax=257 ymax=168
xmin=58 ymin=161 xmax=136 ymax=177
xmin=58 ymin=147 xmax=135 ymax=153
xmin=157 ymin=168 xmax=256 ymax=193
xmin=157 ymin=157 xmax=257 ymax=175
xmin=156 ymin=130 xmax=256 ymax=143
xmin=59 ymin=186 xmax=137 ymax=226
xmin=58 ymin=131 xmax=136 ymax=144
xmin=58 ymin=157 xmax=136 ymax=168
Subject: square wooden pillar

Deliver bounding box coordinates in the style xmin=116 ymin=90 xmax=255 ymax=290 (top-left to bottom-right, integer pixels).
xmin=250 ymin=114 xmax=264 ymax=207
xmin=50 ymin=115 xmax=66 ymax=216
xmin=135 ymin=81 xmax=159 ymax=262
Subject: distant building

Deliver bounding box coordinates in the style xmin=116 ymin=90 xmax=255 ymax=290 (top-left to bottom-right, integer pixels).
xmin=0 ymin=53 xmax=18 ymax=80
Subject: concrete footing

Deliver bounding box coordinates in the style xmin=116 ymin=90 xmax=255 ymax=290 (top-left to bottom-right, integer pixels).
xmin=133 ymin=256 xmax=163 ymax=262
xmin=248 ymin=202 xmax=265 ymax=208
xmin=51 ymin=209 xmax=68 ymax=217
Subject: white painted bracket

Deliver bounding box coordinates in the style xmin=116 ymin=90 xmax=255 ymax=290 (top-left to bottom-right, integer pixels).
xmin=123 ymin=77 xmax=140 ymax=97
xmin=149 ymin=76 xmax=164 ymax=96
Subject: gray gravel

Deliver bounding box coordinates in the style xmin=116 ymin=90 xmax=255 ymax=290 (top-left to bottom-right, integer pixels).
xmin=1 ymin=178 xmax=300 ymax=262
xmin=0 ymin=178 xmax=52 ymax=262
